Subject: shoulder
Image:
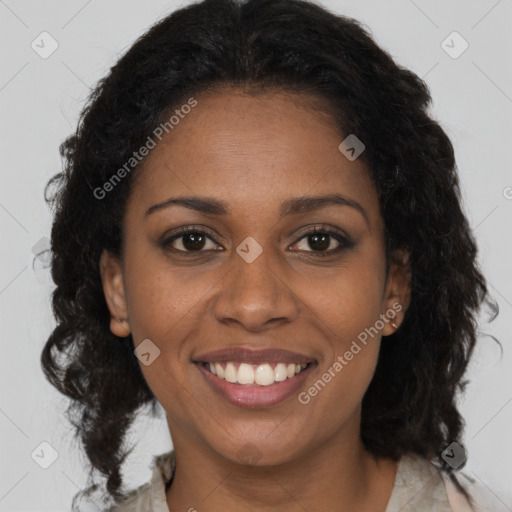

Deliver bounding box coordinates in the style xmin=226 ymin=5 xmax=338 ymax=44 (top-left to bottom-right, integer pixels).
xmin=388 ymin=453 xmax=505 ymax=512
xmin=105 ymin=482 xmax=151 ymax=512
xmin=106 ymin=451 xmax=175 ymax=512
xmin=386 ymin=453 xmax=455 ymax=511
xmin=442 ymin=468 xmax=510 ymax=512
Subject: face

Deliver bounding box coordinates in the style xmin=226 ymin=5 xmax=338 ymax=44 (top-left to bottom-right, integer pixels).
xmin=100 ymin=87 xmax=410 ymax=466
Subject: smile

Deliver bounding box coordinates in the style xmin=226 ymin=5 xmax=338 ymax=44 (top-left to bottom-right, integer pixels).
xmin=192 ymin=347 xmax=317 ymax=408
xmin=199 ymin=361 xmax=310 ymax=386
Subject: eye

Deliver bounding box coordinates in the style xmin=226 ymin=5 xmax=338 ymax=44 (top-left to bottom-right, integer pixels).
xmin=160 ymin=224 xmax=353 ymax=256
xmin=289 ymin=224 xmax=353 ymax=257
xmin=160 ymin=227 xmax=222 ymax=253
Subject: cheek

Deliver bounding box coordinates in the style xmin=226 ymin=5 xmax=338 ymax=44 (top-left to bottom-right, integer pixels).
xmin=303 ymin=286 xmax=383 ymax=426
xmin=123 ymin=261 xmax=203 ymax=412
xmin=301 ymin=251 xmax=386 ymax=342
xmin=299 ymin=248 xmax=386 ymax=396
xmin=121 ymin=246 xmax=235 ymax=393
xmin=124 ymin=252 xmax=214 ymax=340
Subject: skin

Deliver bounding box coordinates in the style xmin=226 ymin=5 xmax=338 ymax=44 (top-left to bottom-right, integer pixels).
xmin=100 ymin=86 xmax=411 ymax=511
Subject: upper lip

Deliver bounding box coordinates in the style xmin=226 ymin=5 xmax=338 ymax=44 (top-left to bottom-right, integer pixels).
xmin=193 ymin=347 xmax=315 ymax=365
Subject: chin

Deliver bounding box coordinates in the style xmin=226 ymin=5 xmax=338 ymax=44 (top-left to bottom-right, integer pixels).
xmin=210 ymin=428 xmax=310 ymax=467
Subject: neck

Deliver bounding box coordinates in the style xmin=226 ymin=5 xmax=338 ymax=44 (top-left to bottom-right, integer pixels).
xmin=165 ymin=417 xmax=398 ymax=511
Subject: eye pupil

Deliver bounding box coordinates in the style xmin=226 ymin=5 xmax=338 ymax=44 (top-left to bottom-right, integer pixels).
xmin=183 ymin=233 xmax=206 ymax=251
xmin=309 ymin=233 xmax=330 ymax=251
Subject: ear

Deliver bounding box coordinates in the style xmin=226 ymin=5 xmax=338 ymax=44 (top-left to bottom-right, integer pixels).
xmin=381 ymin=248 xmax=411 ymax=336
xmin=99 ymin=249 xmax=131 ymax=338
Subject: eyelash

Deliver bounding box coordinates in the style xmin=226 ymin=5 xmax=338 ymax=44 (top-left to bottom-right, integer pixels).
xmin=160 ymin=224 xmax=353 ymax=258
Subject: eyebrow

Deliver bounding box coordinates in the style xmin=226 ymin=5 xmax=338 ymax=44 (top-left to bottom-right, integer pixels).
xmin=145 ymin=194 xmax=369 ymax=224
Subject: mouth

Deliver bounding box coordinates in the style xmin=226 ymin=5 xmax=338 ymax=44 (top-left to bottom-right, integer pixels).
xmin=197 ymin=360 xmax=312 ymax=386
xmin=192 ymin=347 xmax=317 ymax=408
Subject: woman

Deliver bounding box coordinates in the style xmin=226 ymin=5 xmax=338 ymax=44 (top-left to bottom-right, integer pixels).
xmin=41 ymin=0 xmax=499 ymax=510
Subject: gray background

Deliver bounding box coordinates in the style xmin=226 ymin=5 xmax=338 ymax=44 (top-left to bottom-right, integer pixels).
xmin=0 ymin=0 xmax=511 ymax=510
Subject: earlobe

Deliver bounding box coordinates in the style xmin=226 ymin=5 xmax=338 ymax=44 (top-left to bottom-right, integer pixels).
xmin=382 ymin=249 xmax=411 ymax=336
xmin=99 ymin=249 xmax=131 ymax=338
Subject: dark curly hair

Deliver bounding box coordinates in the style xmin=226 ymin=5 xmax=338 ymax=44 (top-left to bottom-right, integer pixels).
xmin=40 ymin=0 xmax=498 ymax=508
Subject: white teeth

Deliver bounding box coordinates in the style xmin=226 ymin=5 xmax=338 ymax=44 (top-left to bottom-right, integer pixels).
xmin=204 ymin=361 xmax=310 ymax=386
xmin=237 ymin=363 xmax=254 ymax=385
xmin=255 ymin=364 xmax=275 ymax=386
xmin=274 ymin=363 xmax=288 ymax=382
xmin=224 ymin=362 xmax=238 ymax=383
xmin=214 ymin=363 xmax=224 ymax=378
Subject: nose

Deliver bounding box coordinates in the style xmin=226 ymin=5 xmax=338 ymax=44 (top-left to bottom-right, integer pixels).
xmin=212 ymin=246 xmax=299 ymax=332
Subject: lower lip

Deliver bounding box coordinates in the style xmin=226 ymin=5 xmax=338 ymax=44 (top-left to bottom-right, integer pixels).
xmin=195 ymin=362 xmax=315 ymax=408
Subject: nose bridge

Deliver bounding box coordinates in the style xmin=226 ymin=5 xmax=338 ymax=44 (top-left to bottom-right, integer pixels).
xmin=213 ymin=238 xmax=298 ymax=330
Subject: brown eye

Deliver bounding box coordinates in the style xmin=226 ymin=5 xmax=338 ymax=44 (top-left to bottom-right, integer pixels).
xmin=161 ymin=229 xmax=222 ymax=253
xmin=289 ymin=225 xmax=354 ymax=256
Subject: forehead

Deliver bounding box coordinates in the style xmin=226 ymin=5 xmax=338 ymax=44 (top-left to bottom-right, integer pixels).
xmin=128 ymin=88 xmax=380 ymax=224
